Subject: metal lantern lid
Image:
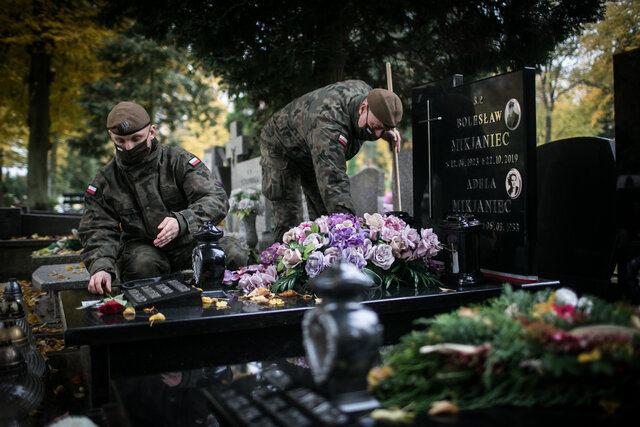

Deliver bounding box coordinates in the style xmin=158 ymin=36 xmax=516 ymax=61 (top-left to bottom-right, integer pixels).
xmin=2 ymin=278 xmax=23 ymax=301
xmin=193 ymin=221 xmax=223 ymax=243
xmin=310 ymin=260 xmax=373 ymax=302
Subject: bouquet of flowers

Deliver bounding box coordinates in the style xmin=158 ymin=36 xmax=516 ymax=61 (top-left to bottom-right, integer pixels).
xmin=229 ymin=188 xmax=264 ymax=220
xmin=223 ymin=212 xmax=442 ymax=295
xmin=370 ymin=285 xmax=640 ymax=416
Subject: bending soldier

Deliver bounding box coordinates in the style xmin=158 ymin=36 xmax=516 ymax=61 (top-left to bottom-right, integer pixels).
xmin=260 ymin=80 xmax=403 ymax=243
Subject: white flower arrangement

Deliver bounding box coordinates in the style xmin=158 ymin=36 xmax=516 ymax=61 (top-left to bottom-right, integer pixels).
xmin=229 ymin=188 xmax=264 ymax=220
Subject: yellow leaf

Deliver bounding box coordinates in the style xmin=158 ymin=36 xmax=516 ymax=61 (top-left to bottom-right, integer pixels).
xmin=149 ymin=313 xmax=166 ymax=326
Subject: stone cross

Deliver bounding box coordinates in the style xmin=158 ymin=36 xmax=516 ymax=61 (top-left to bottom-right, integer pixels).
xmin=225 ymin=121 xmax=250 ymax=166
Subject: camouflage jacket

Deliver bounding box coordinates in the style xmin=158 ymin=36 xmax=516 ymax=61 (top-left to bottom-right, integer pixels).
xmin=261 ymin=80 xmax=372 ymax=213
xmin=78 ymin=140 xmax=229 ymax=276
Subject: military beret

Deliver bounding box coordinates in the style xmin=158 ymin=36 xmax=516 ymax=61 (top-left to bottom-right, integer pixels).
xmin=366 ymin=88 xmax=403 ymax=128
xmin=106 ymin=102 xmax=151 ymax=136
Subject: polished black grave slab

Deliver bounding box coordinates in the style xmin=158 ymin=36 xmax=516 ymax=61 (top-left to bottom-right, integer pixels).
xmin=60 ymin=276 xmax=559 ymax=407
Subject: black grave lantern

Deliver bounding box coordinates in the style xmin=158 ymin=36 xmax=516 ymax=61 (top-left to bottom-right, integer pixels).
xmin=192 ymin=222 xmax=226 ymax=295
xmin=302 ymin=261 xmax=382 ymax=414
xmin=438 ymin=213 xmax=483 ymax=287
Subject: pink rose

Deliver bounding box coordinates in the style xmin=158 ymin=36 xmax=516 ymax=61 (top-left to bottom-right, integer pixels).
xmin=323 ymin=246 xmax=342 ymax=267
xmin=282 ymin=228 xmax=297 ymax=244
xmin=314 ymin=216 xmax=329 ymax=234
xmin=371 ymin=244 xmax=395 ymax=270
xmin=303 ymin=233 xmax=328 ymax=251
xmin=282 ymin=248 xmax=303 ymax=269
xmin=364 ymin=213 xmax=385 ymax=230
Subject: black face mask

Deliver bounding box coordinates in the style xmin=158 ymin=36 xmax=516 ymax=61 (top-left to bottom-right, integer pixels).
xmin=116 ymin=137 xmax=151 ymax=165
xmin=362 ymin=109 xmax=377 ymax=141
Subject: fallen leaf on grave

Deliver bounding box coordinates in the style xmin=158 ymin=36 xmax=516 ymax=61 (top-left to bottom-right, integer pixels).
xmin=302 ymin=294 xmax=313 ymax=299
xmin=268 ymin=298 xmax=284 ymax=306
xmin=149 ymin=313 xmax=166 ymax=326
xmin=143 ymin=306 xmax=156 ymax=314
xmin=370 ymin=408 xmax=414 ymax=424
xmin=215 ymin=300 xmax=228 ymax=309
xmin=71 ymin=374 xmax=83 ymax=385
xmin=123 ymin=306 xmax=136 ymax=320
xmin=28 ymin=313 xmax=42 ymax=324
xmin=48 ymin=364 xmax=59 ymax=374
xmin=57 ymin=274 xmax=67 ymax=279
xmin=50 ymin=271 xmax=57 ymax=276
xmin=428 ymin=400 xmax=459 ymax=416
xmin=53 ymin=385 xmax=65 ymax=396
xmin=250 ymin=295 xmax=269 ymax=304
xmin=248 ymin=287 xmax=271 ymax=298
xmin=278 ymin=290 xmax=300 ymax=298
xmin=73 ymin=391 xmax=85 ymax=399
xmin=201 ymin=296 xmax=216 ymax=305
xmin=65 ymin=265 xmax=73 ymax=271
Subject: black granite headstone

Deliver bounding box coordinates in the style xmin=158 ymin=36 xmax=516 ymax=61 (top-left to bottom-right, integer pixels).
xmin=536 ymin=137 xmax=617 ymax=281
xmin=613 ymin=47 xmax=640 ymax=301
xmin=413 ymin=69 xmax=537 ymax=281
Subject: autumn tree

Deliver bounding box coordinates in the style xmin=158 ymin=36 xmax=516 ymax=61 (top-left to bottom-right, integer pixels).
xmin=535 ymin=0 xmax=640 ymax=144
xmin=536 ymin=37 xmax=581 ymax=144
xmin=69 ymin=28 xmax=226 ymax=163
xmin=0 ymin=0 xmax=112 ymax=209
xmin=572 ymin=0 xmax=640 ymax=138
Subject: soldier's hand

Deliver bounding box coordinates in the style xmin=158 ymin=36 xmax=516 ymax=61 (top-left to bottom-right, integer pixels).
xmin=88 ymin=271 xmax=112 ymax=295
xmin=383 ymin=129 xmax=401 ymax=153
xmin=154 ymin=216 xmax=180 ymax=248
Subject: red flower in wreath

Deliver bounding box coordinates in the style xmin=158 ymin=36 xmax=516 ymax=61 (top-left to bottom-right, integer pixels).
xmin=552 ymin=303 xmax=575 ymax=320
xmin=98 ymin=300 xmax=125 ymax=314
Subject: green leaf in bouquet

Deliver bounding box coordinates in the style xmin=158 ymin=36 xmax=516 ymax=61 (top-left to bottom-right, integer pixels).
xmin=363 ymin=267 xmax=382 ymax=286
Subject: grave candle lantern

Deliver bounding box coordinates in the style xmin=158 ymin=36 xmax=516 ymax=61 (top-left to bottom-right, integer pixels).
xmin=438 ymin=213 xmax=483 ymax=287
xmin=302 ymin=261 xmax=382 ymax=414
xmin=192 ymin=222 xmax=226 ymax=296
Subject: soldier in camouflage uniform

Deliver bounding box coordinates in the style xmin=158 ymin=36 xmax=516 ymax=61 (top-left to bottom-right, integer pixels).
xmin=260 ymin=80 xmax=403 ymax=242
xmin=79 ymin=101 xmax=248 ymax=295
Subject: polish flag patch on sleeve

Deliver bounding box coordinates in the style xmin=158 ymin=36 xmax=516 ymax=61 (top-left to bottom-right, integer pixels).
xmin=189 ymin=157 xmax=201 ymax=166
xmin=86 ymin=185 xmax=97 ymax=195
xmin=335 ymin=134 xmax=348 ymax=147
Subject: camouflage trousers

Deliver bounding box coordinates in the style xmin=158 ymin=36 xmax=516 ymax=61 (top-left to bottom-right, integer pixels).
xmin=260 ymin=145 xmax=329 ymax=244
xmin=117 ymin=236 xmax=248 ymax=282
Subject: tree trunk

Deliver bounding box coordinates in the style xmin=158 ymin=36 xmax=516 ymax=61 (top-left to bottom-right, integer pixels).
xmin=27 ymin=41 xmax=52 ymax=210
xmin=545 ymin=113 xmax=552 ymax=144
xmin=311 ymin=7 xmax=347 ymax=87
xmin=49 ymin=140 xmax=57 ymax=198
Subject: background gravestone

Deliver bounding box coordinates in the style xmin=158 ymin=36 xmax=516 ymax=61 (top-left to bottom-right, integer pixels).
xmin=224 ymin=122 xmax=273 ymax=250
xmin=536 ymin=137 xmax=617 ymax=282
xmin=349 ymin=167 xmax=385 ymax=217
xmin=395 ymin=149 xmax=413 ymax=217
xmin=203 ymin=145 xmax=231 ymax=195
xmin=613 ymin=47 xmax=640 ymax=300
xmin=413 ymin=69 xmax=537 ymax=281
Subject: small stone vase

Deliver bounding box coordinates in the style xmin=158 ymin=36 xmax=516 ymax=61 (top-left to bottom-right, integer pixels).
xmin=240 ymin=212 xmax=258 ymax=249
